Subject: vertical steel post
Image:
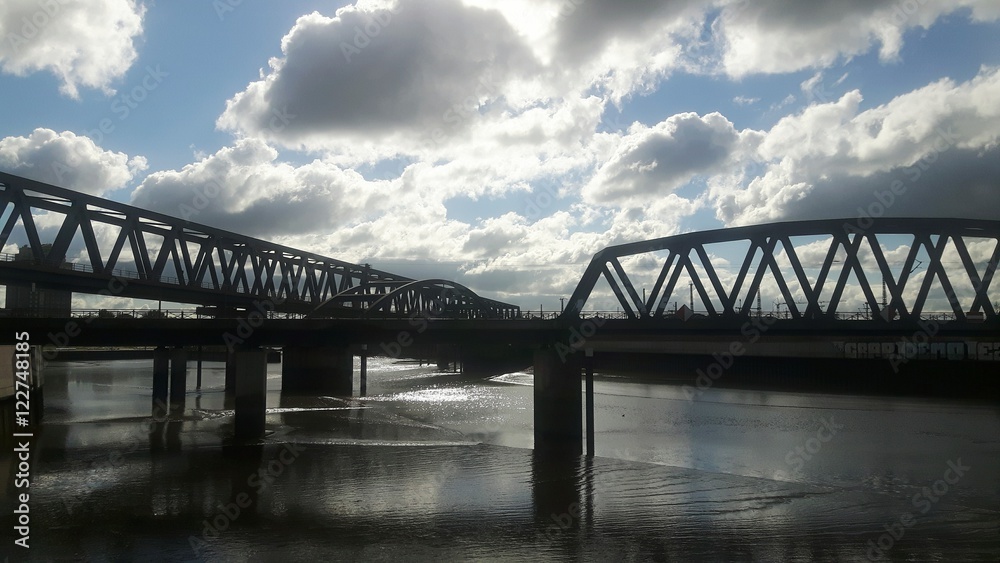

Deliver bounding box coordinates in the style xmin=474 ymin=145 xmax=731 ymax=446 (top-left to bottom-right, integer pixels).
xmin=585 ymin=348 xmax=595 ymax=458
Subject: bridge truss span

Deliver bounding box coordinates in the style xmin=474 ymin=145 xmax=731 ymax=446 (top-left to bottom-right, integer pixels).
xmin=309 ymin=278 xmax=521 ymax=319
xmin=563 ymin=218 xmax=1000 ymax=324
xmin=0 ymin=172 xmax=518 ymax=317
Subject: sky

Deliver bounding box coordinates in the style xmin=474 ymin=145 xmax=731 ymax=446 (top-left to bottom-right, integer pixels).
xmin=0 ymin=0 xmax=999 ymax=314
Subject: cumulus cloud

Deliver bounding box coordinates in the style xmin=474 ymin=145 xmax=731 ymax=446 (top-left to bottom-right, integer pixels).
xmin=715 ymin=0 xmax=1000 ymax=77
xmin=217 ymin=0 xmax=538 ymax=155
xmin=0 ymin=128 xmax=147 ymax=195
xmin=213 ymin=0 xmax=1000 ymax=174
xmin=715 ymin=65 xmax=1000 ymax=224
xmin=552 ymin=0 xmax=704 ymax=62
xmin=583 ymin=112 xmax=757 ymax=205
xmin=36 ymin=0 xmax=993 ymax=311
xmin=0 ymin=0 xmax=144 ymax=97
xmin=130 ymin=138 xmax=395 ymax=237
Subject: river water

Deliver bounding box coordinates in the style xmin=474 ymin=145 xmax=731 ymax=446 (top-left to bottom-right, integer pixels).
xmin=3 ymin=357 xmax=999 ymax=561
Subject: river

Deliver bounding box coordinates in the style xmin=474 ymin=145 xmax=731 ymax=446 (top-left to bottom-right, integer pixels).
xmin=3 ymin=357 xmax=999 ymax=561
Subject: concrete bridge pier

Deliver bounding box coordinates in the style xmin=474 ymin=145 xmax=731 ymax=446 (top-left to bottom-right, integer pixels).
xmin=169 ymin=347 xmax=188 ymax=410
xmin=360 ymin=344 xmax=368 ymax=396
xmin=282 ymin=345 xmax=353 ymax=395
xmin=152 ymin=347 xmax=169 ymax=417
xmin=533 ymin=347 xmax=583 ymax=456
xmin=224 ymin=350 xmax=237 ymax=408
xmin=233 ymin=347 xmax=268 ymax=440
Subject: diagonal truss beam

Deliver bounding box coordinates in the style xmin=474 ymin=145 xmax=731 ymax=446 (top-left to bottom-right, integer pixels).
xmin=563 ymin=218 xmax=1000 ymax=324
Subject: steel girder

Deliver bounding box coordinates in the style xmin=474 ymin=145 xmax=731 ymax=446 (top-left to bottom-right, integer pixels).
xmin=0 ymin=172 xmax=518 ymax=317
xmin=309 ymin=279 xmax=520 ymax=319
xmin=562 ymin=218 xmax=1000 ymax=322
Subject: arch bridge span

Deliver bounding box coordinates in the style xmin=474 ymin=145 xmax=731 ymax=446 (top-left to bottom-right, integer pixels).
xmin=309 ymin=279 xmax=520 ymax=319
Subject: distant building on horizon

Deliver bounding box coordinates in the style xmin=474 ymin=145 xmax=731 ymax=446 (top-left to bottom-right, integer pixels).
xmin=3 ymin=244 xmax=72 ymax=317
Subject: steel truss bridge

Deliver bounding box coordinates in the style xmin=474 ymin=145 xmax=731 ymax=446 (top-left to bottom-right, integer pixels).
xmin=562 ymin=218 xmax=999 ymax=325
xmin=0 ymin=172 xmax=519 ymax=319
xmin=0 ymin=172 xmax=997 ymax=328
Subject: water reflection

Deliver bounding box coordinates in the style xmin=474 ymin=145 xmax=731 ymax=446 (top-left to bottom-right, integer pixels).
xmin=16 ymin=358 xmax=1000 ymax=561
xmin=532 ymin=451 xmax=585 ymax=549
xmin=148 ymin=419 xmax=184 ymax=454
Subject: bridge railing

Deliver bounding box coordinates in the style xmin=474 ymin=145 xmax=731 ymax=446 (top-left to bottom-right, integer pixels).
xmin=568 ymin=309 xmax=978 ymax=322
xmin=0 ymin=308 xmax=310 ymax=320
xmin=0 ymin=307 xmax=976 ymax=322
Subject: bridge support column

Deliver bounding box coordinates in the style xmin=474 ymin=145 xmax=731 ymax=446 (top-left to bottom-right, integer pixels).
xmin=152 ymin=347 xmax=169 ymax=417
xmin=169 ymin=348 xmax=188 ymax=410
xmin=224 ymin=350 xmax=237 ymax=407
xmin=234 ymin=347 xmax=268 ymax=440
xmin=360 ymin=344 xmax=368 ymax=396
xmin=282 ymin=346 xmax=353 ymax=395
xmin=196 ymin=345 xmax=203 ymax=390
xmin=533 ymin=347 xmax=582 ymax=456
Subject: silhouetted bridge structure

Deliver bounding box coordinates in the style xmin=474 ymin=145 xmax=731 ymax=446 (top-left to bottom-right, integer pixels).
xmin=0 ymin=172 xmax=519 ymax=318
xmin=1 ymin=172 xmax=998 ymax=454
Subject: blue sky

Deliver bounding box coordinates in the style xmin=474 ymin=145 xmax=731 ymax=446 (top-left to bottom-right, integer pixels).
xmin=1 ymin=0 xmax=999 ymax=312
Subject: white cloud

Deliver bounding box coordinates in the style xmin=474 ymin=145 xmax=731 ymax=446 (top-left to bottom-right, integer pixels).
xmin=0 ymin=128 xmax=147 ymax=195
xmin=715 ymin=0 xmax=1000 ymax=78
xmin=714 ymin=65 xmax=1000 ymax=225
xmin=43 ymin=0 xmax=996 ymax=310
xmin=130 ymin=138 xmax=395 ymax=237
xmin=583 ymin=112 xmax=758 ymax=205
xmin=0 ymin=0 xmax=145 ymax=97
xmin=217 ymin=0 xmax=539 ymax=156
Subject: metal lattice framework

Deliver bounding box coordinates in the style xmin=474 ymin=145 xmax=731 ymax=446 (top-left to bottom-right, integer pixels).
xmin=310 ymin=279 xmax=520 ymax=319
xmin=563 ymin=218 xmax=1000 ymax=322
xmin=0 ymin=172 xmax=518 ymax=316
